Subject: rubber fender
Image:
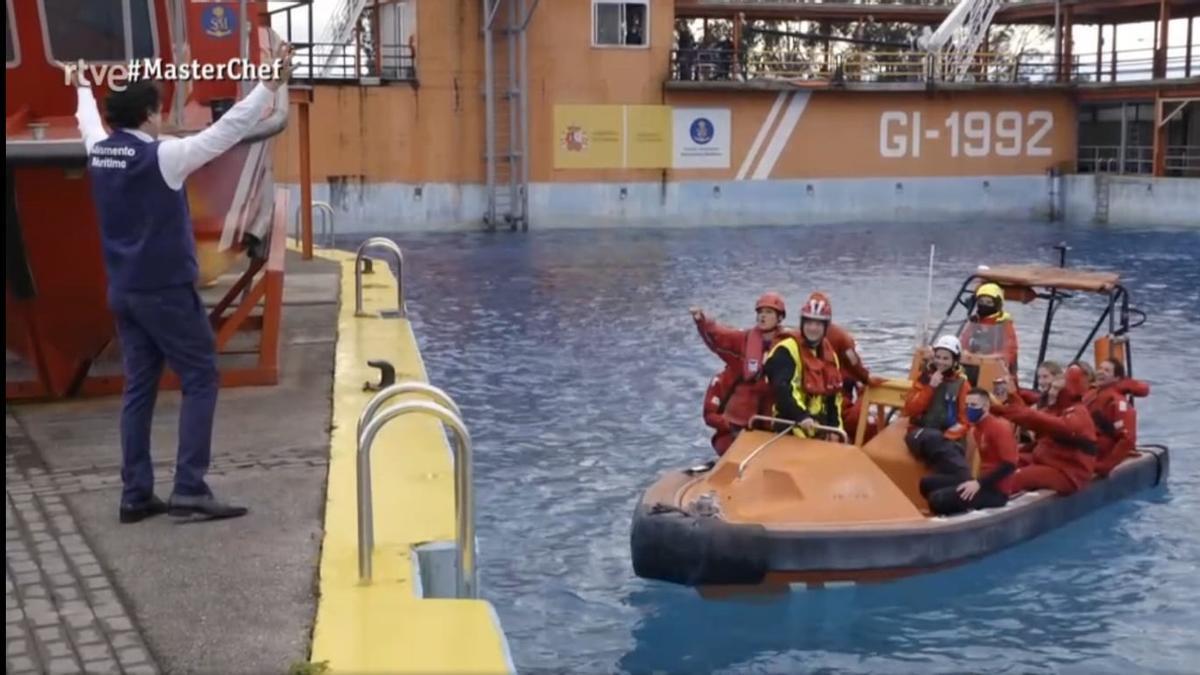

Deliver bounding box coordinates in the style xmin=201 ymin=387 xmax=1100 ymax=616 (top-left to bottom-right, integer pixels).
xmin=631 ymin=505 xmax=768 ymax=586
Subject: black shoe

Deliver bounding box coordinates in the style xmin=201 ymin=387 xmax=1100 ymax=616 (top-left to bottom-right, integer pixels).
xmin=167 ymin=492 xmax=249 ymax=521
xmin=119 ymin=495 xmax=169 ymax=524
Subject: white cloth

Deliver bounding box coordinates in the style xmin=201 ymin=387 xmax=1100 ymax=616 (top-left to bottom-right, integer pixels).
xmin=75 ymin=83 xmax=274 ymax=191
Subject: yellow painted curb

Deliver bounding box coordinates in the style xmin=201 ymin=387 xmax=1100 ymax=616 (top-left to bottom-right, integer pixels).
xmin=304 ymin=243 xmax=514 ymax=673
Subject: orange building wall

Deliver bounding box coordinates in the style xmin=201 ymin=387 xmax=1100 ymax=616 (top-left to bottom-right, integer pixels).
xmin=272 ymin=1 xmax=1076 ymax=185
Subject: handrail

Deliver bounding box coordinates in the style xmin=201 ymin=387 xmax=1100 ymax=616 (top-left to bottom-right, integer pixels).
xmin=294 ymin=200 xmax=336 ymax=247
xmin=737 ymin=415 xmax=849 ymax=478
xmin=357 ymin=399 xmax=475 ymax=598
xmin=354 ymin=237 xmax=406 ymax=318
xmin=358 ymin=381 xmax=463 ymax=442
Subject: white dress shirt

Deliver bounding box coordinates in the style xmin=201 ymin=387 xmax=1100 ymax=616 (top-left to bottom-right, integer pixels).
xmin=75 ymin=83 xmax=275 ymax=191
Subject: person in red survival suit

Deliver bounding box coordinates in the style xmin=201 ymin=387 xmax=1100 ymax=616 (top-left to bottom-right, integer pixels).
xmin=1086 ymin=357 xmax=1150 ymax=477
xmin=825 ymin=321 xmax=886 ymax=441
xmin=692 ymin=292 xmax=787 ymax=455
xmin=919 ymin=387 xmax=1020 ymax=515
xmin=992 ymin=364 xmax=1098 ymax=495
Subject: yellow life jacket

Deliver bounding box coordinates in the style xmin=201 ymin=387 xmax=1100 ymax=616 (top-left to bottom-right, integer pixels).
xmin=766 ymin=337 xmax=845 ymax=438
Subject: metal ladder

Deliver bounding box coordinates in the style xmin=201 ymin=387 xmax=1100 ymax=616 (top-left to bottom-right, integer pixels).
xmin=1095 ymin=173 xmax=1111 ymax=224
xmin=354 ymin=237 xmax=406 ymax=318
xmin=356 ymin=382 xmax=476 ymax=597
xmin=350 ymin=244 xmax=476 ymax=597
xmin=293 ymin=200 xmax=336 ymax=248
xmin=482 ymin=0 xmax=538 ymax=231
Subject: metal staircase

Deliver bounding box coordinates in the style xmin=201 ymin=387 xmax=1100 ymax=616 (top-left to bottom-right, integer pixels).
xmin=482 ymin=0 xmax=537 ymax=231
xmin=918 ymin=0 xmax=1004 ymax=82
xmin=316 ymin=0 xmax=371 ymax=78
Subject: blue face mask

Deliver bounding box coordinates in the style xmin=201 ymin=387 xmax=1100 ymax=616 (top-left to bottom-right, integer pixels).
xmin=966 ymin=407 xmax=986 ymax=424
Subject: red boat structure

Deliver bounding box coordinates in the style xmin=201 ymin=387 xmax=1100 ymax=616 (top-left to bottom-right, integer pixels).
xmin=6 ymin=0 xmax=291 ymax=400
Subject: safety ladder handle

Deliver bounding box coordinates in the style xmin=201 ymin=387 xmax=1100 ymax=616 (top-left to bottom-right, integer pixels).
xmin=738 ymin=415 xmax=850 ymax=478
xmin=354 ymin=237 xmax=406 ymax=318
xmin=357 ymin=399 xmax=476 ymax=598
xmin=293 ymin=201 xmax=336 ymax=247
xmin=357 ymin=381 xmax=463 ymax=445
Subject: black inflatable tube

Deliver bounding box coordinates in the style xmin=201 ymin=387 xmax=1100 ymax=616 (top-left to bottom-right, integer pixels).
xmin=631 ymin=448 xmax=1168 ymax=587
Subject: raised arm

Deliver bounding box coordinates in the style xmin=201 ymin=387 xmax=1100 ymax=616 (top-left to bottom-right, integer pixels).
xmin=157 ymin=43 xmax=294 ymax=190
xmin=73 ymin=84 xmax=109 ymax=154
xmin=156 ymin=83 xmax=275 ymax=190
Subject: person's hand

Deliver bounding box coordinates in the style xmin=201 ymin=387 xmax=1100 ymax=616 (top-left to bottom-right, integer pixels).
xmin=868 ymin=375 xmax=887 ymax=388
xmin=957 ymin=480 xmax=981 ymax=500
xmin=689 ymin=307 xmax=704 ymax=322
xmin=799 ymin=418 xmax=817 ymax=434
xmin=929 ymin=370 xmax=944 ymax=388
xmin=264 ymin=42 xmax=294 ymax=92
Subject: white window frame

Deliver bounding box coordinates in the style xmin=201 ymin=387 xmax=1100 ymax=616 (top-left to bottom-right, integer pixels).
xmin=38 ymin=0 xmax=160 ymax=66
xmin=6 ymin=0 xmax=20 ymax=69
xmin=591 ymin=0 xmax=649 ymax=50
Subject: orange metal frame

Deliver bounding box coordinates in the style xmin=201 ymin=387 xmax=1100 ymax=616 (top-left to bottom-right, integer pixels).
xmin=7 ymin=190 xmax=290 ymax=400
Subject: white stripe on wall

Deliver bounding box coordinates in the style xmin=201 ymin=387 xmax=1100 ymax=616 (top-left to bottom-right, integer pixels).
xmin=751 ymin=91 xmax=810 ymax=180
xmin=735 ymin=91 xmax=788 ymax=181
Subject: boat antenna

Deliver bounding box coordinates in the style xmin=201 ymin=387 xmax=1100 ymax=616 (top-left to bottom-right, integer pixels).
xmin=918 ymin=244 xmax=936 ymax=346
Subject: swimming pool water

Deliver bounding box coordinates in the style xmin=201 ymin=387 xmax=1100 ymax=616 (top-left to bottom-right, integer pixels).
xmin=350 ymin=221 xmax=1199 ymax=674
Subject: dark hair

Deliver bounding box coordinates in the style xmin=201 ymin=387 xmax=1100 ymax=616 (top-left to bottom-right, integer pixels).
xmin=103 ymin=80 xmax=163 ymax=129
xmin=968 ymin=387 xmax=990 ymax=399
xmin=1103 ymin=357 xmax=1126 ymax=379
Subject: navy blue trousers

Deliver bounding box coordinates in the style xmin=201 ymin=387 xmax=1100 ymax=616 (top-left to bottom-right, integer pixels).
xmin=109 ymin=285 xmax=218 ymax=505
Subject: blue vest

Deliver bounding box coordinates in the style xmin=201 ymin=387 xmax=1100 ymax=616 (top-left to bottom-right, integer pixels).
xmin=88 ymin=130 xmax=197 ymax=292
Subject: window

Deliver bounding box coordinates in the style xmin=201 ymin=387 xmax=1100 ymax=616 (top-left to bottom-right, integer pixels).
xmin=39 ymin=0 xmax=158 ymax=63
xmin=6 ymin=0 xmax=19 ymax=67
xmin=593 ymin=1 xmax=648 ymax=48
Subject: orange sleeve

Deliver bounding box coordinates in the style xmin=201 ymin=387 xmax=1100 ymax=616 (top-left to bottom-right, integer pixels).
xmin=1119 ymin=378 xmax=1150 ymax=398
xmin=1004 ymin=321 xmax=1019 ymax=375
xmin=902 ymin=380 xmax=934 ymax=419
xmin=985 ymin=417 xmax=1020 ymax=465
xmin=695 ymin=317 xmax=746 ymax=362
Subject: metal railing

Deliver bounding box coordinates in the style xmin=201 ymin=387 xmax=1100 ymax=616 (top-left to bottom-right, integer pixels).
xmin=357 ymin=387 xmax=476 ymax=598
xmin=293 ymin=200 xmax=335 ymax=248
xmin=1078 ymin=145 xmax=1200 ymax=176
xmin=290 ymin=43 xmax=416 ymax=82
xmin=354 ymin=237 xmax=407 ymax=318
xmin=736 ymin=415 xmax=849 ymax=478
xmin=669 ymin=44 xmax=1198 ymax=86
xmin=1077 ymin=145 xmax=1154 ymax=175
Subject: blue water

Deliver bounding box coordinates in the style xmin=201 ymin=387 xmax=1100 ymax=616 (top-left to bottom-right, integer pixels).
xmin=348 ymin=221 xmax=1199 ymax=674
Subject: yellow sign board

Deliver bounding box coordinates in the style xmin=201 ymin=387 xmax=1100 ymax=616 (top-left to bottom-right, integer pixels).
xmin=626 ymin=105 xmax=672 ymax=169
xmin=553 ymin=104 xmax=672 ymax=169
xmin=554 ymin=105 xmax=623 ymax=169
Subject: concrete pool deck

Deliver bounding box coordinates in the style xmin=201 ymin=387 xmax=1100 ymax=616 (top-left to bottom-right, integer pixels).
xmin=5 ymin=246 xmax=512 ymax=674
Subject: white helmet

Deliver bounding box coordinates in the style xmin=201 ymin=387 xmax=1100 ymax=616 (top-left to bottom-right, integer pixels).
xmin=933 ymin=335 xmax=962 ymax=357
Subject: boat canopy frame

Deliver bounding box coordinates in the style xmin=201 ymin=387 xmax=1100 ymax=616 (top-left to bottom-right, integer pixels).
xmin=930 ymin=244 xmax=1147 ymax=383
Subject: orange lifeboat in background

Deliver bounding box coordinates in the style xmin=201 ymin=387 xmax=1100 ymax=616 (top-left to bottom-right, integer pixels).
xmin=5 ymin=0 xmax=288 ymax=398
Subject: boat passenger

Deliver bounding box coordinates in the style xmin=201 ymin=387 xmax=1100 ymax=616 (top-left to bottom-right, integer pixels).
xmin=902 ymin=335 xmax=972 ymax=482
xmin=691 ymin=293 xmax=787 ymax=452
xmin=1087 ymin=358 xmax=1150 ymax=477
xmin=959 ymin=282 xmax=1019 ymax=377
xmin=920 ymin=388 xmax=1019 ymax=515
xmin=763 ymin=293 xmax=845 ymax=438
xmin=701 ymin=367 xmax=741 ymax=456
xmin=67 ymin=44 xmax=294 ymax=523
xmin=825 ymin=321 xmax=886 ymax=440
xmin=993 ymin=364 xmax=1098 ymax=495
xmin=1002 ymin=360 xmax=1064 ymax=457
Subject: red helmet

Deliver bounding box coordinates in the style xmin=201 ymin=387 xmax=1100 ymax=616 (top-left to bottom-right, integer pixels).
xmin=755 ymin=292 xmax=786 ymax=317
xmin=800 ymin=292 xmax=833 ymax=322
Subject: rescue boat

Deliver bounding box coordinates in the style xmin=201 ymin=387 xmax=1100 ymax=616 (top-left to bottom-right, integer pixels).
xmin=631 ymin=261 xmax=1169 ymax=593
xmin=5 ymin=0 xmax=288 ymax=398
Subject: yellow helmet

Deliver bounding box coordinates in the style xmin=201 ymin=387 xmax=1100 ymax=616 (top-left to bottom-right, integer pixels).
xmin=975 ymin=283 xmax=1003 ymax=300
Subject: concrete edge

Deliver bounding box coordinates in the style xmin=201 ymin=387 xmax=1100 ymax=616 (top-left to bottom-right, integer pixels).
xmin=298 ymin=241 xmax=515 ymax=674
